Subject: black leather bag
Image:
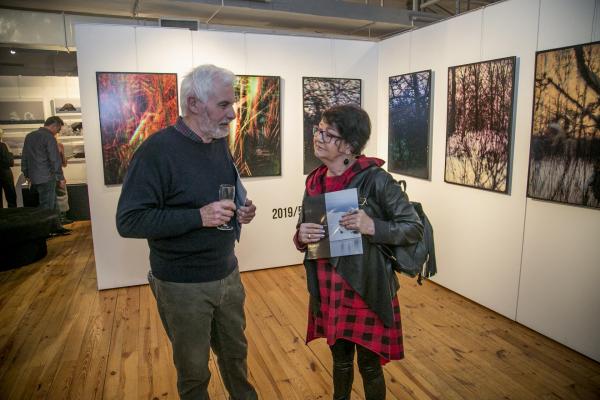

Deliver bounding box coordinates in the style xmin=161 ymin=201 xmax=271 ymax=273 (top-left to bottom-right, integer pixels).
xmin=378 ymin=198 xmax=436 ymax=284
xmin=362 ymin=170 xmax=437 ymax=284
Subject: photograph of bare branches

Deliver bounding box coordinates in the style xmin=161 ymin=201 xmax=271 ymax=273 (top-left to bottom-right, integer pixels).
xmin=527 ymin=41 xmax=600 ymax=209
xmin=388 ymin=70 xmax=432 ymax=179
xmin=445 ymin=56 xmax=515 ymax=193
xmin=228 ymin=75 xmax=281 ymax=177
xmin=303 ymin=77 xmax=361 ymax=174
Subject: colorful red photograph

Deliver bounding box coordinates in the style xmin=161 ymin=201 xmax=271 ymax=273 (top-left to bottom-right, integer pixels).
xmin=97 ymin=72 xmax=178 ymax=185
xmin=228 ymin=75 xmax=281 ymax=177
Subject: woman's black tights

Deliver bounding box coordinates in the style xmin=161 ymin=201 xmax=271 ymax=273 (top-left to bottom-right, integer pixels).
xmin=330 ymin=339 xmax=386 ymax=400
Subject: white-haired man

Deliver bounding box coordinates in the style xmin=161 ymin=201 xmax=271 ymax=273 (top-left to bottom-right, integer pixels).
xmin=117 ymin=64 xmax=258 ymax=400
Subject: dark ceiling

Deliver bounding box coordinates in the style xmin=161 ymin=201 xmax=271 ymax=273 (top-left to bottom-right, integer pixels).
xmin=0 ymin=0 xmax=499 ymax=76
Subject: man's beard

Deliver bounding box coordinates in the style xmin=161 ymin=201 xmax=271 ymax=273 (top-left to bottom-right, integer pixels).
xmin=210 ymin=123 xmax=230 ymax=139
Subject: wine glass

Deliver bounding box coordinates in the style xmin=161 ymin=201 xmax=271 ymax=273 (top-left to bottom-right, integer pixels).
xmin=218 ymin=184 xmax=235 ymax=231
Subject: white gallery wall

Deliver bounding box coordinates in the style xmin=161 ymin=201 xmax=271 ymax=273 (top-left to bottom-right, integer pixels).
xmin=0 ymin=75 xmax=87 ymax=184
xmin=75 ymin=25 xmax=378 ymax=290
xmin=378 ymin=0 xmax=600 ymax=361
xmin=73 ymin=0 xmax=599 ymax=361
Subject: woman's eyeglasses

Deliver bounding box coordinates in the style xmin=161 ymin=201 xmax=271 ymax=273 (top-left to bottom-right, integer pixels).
xmin=312 ymin=126 xmax=343 ymax=144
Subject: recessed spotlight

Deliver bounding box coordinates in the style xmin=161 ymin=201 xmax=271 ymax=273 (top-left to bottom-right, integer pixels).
xmin=9 ymin=49 xmax=16 ymax=55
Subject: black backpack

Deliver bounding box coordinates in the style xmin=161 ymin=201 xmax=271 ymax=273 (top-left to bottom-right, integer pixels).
xmin=362 ymin=169 xmax=437 ymax=285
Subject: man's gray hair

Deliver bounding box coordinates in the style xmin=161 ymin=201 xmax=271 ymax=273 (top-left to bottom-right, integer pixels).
xmin=180 ymin=64 xmax=235 ymax=117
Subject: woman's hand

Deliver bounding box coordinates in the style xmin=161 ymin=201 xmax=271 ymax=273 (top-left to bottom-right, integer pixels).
xmin=339 ymin=209 xmax=375 ymax=236
xmin=237 ymin=199 xmax=256 ymax=224
xmin=298 ymin=223 xmax=325 ymax=244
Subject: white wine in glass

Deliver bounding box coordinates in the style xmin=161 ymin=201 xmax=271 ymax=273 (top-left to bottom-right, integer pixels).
xmin=218 ymin=184 xmax=235 ymax=231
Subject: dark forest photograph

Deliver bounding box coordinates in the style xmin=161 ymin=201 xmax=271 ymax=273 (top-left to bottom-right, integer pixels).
xmin=96 ymin=72 xmax=178 ymax=185
xmin=388 ymin=70 xmax=432 ymax=179
xmin=527 ymin=41 xmax=600 ymax=209
xmin=445 ymin=56 xmax=516 ymax=193
xmin=303 ymin=77 xmax=361 ymax=174
xmin=228 ymin=75 xmax=281 ymax=177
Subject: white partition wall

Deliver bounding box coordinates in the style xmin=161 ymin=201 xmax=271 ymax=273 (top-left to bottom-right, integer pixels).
xmin=516 ymin=0 xmax=600 ymax=362
xmin=76 ymin=24 xmax=378 ymax=288
xmin=378 ymin=2 xmax=538 ymax=320
xmin=378 ymin=0 xmax=600 ymax=361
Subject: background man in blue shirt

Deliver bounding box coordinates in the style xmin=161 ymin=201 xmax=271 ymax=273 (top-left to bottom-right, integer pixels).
xmin=21 ymin=116 xmax=70 ymax=235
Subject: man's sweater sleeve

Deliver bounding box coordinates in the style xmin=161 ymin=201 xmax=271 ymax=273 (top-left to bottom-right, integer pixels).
xmin=116 ymin=145 xmax=202 ymax=239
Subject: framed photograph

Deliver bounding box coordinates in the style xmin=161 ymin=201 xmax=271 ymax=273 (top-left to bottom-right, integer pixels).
xmin=96 ymin=72 xmax=179 ymax=185
xmin=302 ymin=77 xmax=361 ymax=174
xmin=445 ymin=56 xmax=516 ymax=193
xmin=527 ymin=41 xmax=600 ymax=209
xmin=388 ymin=70 xmax=432 ymax=179
xmin=0 ymin=99 xmax=45 ymax=125
xmin=51 ymin=98 xmax=81 ymax=116
xmin=228 ymin=75 xmax=281 ymax=177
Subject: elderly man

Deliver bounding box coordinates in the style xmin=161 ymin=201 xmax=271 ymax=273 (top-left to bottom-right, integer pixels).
xmin=21 ymin=116 xmax=70 ymax=235
xmin=116 ymin=64 xmax=258 ymax=400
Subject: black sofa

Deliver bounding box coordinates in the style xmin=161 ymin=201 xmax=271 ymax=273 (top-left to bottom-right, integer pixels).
xmin=0 ymin=207 xmax=58 ymax=270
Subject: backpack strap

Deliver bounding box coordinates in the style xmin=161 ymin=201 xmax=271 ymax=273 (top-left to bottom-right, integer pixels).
xmin=358 ymin=166 xmax=379 ymax=200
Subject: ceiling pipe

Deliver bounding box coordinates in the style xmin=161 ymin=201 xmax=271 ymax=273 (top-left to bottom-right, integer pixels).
xmin=62 ymin=11 xmax=70 ymax=53
xmin=132 ymin=0 xmax=141 ymax=17
xmin=420 ymin=0 xmax=441 ymax=9
xmin=206 ymin=0 xmax=224 ymax=24
xmin=455 ymin=0 xmax=461 ymax=14
xmin=348 ymin=21 xmax=376 ymax=35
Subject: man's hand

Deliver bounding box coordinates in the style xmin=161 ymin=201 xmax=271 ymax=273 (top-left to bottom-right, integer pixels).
xmin=200 ymin=200 xmax=236 ymax=227
xmin=237 ymin=199 xmax=256 ymax=224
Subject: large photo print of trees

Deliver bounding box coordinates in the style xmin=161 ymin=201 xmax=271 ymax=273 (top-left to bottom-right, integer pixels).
xmin=96 ymin=72 xmax=178 ymax=185
xmin=527 ymin=41 xmax=600 ymax=209
xmin=388 ymin=70 xmax=432 ymax=179
xmin=303 ymin=77 xmax=361 ymax=174
xmin=445 ymin=57 xmax=515 ymax=193
xmin=229 ymin=75 xmax=281 ymax=177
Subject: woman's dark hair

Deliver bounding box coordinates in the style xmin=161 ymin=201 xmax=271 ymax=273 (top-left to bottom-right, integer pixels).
xmin=321 ymin=104 xmax=371 ymax=155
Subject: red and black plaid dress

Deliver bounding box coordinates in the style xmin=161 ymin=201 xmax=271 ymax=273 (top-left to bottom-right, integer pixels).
xmin=300 ymin=156 xmax=404 ymax=364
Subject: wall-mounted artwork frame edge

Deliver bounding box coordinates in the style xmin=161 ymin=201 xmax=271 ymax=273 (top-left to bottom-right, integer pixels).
xmin=387 ymin=69 xmax=433 ymax=180
xmin=95 ymin=71 xmax=180 ymax=186
xmin=231 ymin=74 xmax=283 ymax=178
xmin=302 ymin=76 xmax=363 ymax=176
xmin=525 ymin=40 xmax=600 ymax=210
xmin=443 ymin=55 xmax=517 ymax=195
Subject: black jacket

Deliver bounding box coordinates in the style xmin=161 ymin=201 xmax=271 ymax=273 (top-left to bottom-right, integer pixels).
xmin=299 ymin=166 xmax=423 ymax=327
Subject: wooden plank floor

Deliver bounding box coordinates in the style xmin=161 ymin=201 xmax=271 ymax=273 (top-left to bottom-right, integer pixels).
xmin=1 ymin=221 xmax=599 ymax=399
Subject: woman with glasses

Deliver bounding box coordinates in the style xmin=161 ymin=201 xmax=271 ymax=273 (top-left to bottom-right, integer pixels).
xmin=293 ymin=104 xmax=423 ymax=400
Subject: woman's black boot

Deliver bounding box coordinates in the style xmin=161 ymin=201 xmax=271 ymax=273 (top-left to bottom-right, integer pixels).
xmin=331 ymin=340 xmax=356 ymax=400
xmin=357 ymin=346 xmax=386 ymax=400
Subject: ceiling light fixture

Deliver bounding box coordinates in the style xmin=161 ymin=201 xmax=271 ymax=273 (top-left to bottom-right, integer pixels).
xmin=10 ymin=49 xmax=16 ymax=55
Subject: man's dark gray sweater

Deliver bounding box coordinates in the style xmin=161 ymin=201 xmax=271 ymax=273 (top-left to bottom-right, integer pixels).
xmin=116 ymin=125 xmax=237 ymax=283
